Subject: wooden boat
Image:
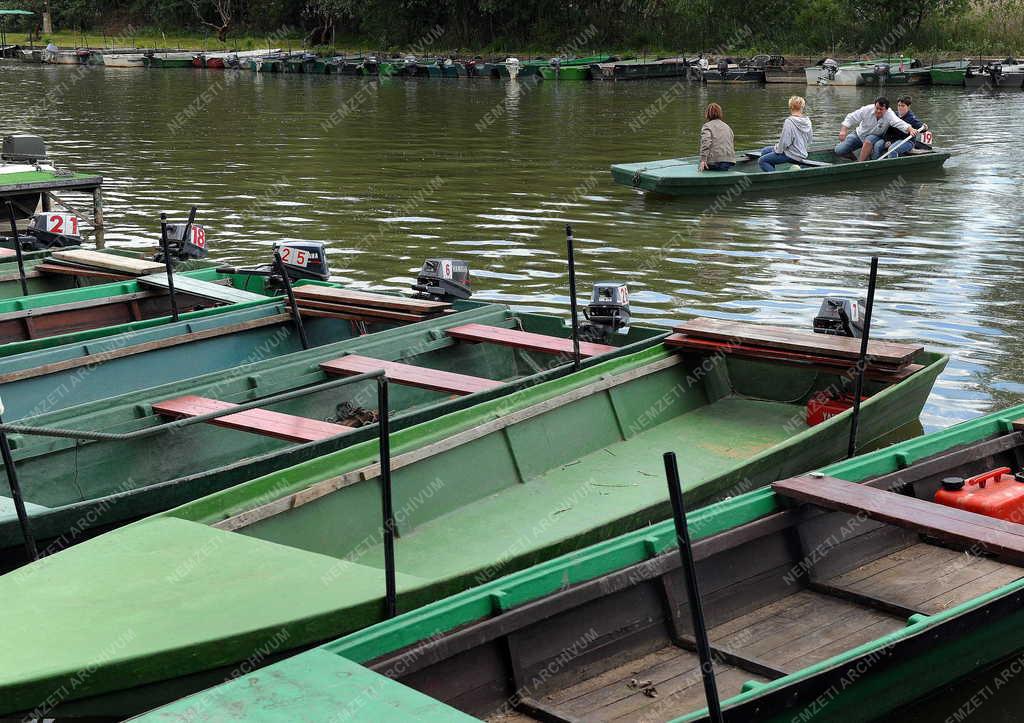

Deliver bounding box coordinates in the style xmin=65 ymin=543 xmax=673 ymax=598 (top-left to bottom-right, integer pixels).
xmin=538 ymin=55 xmax=617 ymax=80
xmin=702 ymin=65 xmax=765 ymax=83
xmin=965 ymin=62 xmax=1024 ymax=88
xmin=425 ymin=59 xmax=468 ymax=78
xmin=928 ymin=59 xmax=971 ymax=85
xmin=0 ymin=303 xmax=664 ymax=562
xmin=806 ymin=57 xmax=914 ymax=85
xmin=611 ymin=145 xmax=951 ymax=196
xmin=147 ymin=402 xmax=1024 ymax=722
xmin=144 ymin=52 xmax=197 ymax=69
xmin=100 ymin=51 xmax=148 ymax=68
xmin=757 ymin=54 xmax=806 ymax=83
xmin=0 ymin=320 xmax=945 ymax=717
xmin=593 ymin=56 xmax=692 ymax=81
xmin=858 ymin=61 xmax=931 ymax=86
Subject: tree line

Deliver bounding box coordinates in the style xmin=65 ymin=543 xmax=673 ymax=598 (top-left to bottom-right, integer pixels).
xmin=6 ymin=0 xmax=1022 ymax=54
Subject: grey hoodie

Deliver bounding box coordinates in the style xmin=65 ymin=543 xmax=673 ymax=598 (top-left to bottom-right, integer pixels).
xmin=775 ymin=114 xmax=813 ymax=160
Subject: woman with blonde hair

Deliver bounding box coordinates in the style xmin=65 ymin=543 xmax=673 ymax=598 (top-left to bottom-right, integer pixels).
xmin=758 ymin=96 xmax=813 ymax=172
xmin=699 ymin=103 xmax=735 ymax=171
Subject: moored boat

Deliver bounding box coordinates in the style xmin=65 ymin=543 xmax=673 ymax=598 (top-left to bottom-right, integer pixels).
xmin=0 ymin=315 xmax=944 ymax=717
xmin=806 ymin=56 xmax=914 ymax=85
xmin=145 ymin=51 xmax=197 ymax=68
xmin=593 ymin=56 xmax=692 ymax=81
xmin=965 ymin=61 xmax=1024 ymax=88
xmin=858 ymin=60 xmax=931 ymax=86
xmin=611 ymin=144 xmax=950 ymax=196
xmin=149 ymin=402 xmax=1024 ymax=722
xmin=537 ymin=54 xmax=616 ymax=80
xmin=101 ymin=51 xmax=147 ymax=68
xmin=929 ymin=59 xmax=971 ymax=85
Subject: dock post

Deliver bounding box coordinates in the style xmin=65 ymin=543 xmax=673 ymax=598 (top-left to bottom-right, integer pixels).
xmin=378 ymin=376 xmax=397 ymax=618
xmin=663 ymin=452 xmax=723 ymax=723
xmin=566 ymin=224 xmax=581 ymax=372
xmin=273 ymin=251 xmax=310 ymax=350
xmin=0 ymin=401 xmax=38 ymax=562
xmin=848 ymin=256 xmax=879 ymax=458
xmin=158 ymin=212 xmax=180 ymax=322
xmin=92 ymin=186 xmax=105 ymax=248
xmin=5 ymin=201 xmax=29 ymax=296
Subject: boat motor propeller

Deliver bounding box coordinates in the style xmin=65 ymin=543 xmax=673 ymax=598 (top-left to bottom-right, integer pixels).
xmin=582 ymin=282 xmax=631 ymax=338
xmin=411 ymin=259 xmax=471 ymax=301
xmin=813 ymin=297 xmax=864 ymax=338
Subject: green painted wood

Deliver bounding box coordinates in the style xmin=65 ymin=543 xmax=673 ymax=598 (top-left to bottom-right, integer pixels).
xmin=0 ymin=337 xmax=944 ymax=716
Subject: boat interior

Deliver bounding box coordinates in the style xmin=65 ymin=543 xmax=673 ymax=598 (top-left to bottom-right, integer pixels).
xmin=363 ymin=425 xmax=1024 ymax=721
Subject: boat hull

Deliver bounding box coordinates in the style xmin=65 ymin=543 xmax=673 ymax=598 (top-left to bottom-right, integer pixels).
xmin=538 ymin=65 xmax=591 ymax=80
xmin=965 ymin=71 xmax=1024 ymax=88
xmin=930 ymin=67 xmax=966 ymax=85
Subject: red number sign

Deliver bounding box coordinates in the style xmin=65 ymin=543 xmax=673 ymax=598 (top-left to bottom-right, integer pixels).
xmin=46 ymin=213 xmax=79 ymax=236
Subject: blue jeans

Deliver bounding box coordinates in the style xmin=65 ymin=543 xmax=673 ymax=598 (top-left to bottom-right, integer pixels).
xmin=706 ymin=161 xmax=734 ymax=171
xmin=885 ymin=137 xmax=914 ymax=157
xmin=758 ymin=146 xmax=796 ymax=172
xmin=834 ymin=133 xmax=884 ymax=159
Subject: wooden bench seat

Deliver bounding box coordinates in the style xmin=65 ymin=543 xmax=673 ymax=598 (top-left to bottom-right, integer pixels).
xmin=320 ymin=354 xmax=504 ymax=396
xmin=446 ymin=323 xmax=617 ymax=358
xmin=151 ymin=395 xmax=352 ymax=443
xmin=773 ymin=475 xmax=1024 ymax=563
xmin=292 ymin=287 xmax=451 ymax=314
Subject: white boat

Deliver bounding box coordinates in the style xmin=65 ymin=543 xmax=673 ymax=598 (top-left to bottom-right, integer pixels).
xmin=41 ymin=46 xmax=94 ymax=65
xmin=805 ymin=57 xmax=915 ymax=86
xmin=101 ymin=51 xmax=148 ymax=68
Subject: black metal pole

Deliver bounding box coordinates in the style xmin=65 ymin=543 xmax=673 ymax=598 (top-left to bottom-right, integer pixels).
xmin=378 ymin=376 xmax=397 ymax=618
xmin=158 ymin=212 xmax=180 ymax=322
xmin=0 ymin=409 xmax=38 ymax=562
xmin=5 ymin=202 xmax=29 ymax=296
xmin=664 ymin=451 xmax=723 ymax=723
xmin=847 ymin=256 xmax=879 ymax=459
xmin=273 ymin=251 xmax=310 ymax=350
xmin=566 ymin=224 xmax=581 ymax=372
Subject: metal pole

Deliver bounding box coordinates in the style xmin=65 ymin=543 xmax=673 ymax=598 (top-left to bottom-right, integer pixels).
xmin=566 ymin=224 xmax=581 ymax=372
xmin=664 ymin=451 xmax=723 ymax=723
xmin=0 ymin=405 xmax=38 ymax=562
xmin=847 ymin=256 xmax=879 ymax=459
xmin=158 ymin=212 xmax=180 ymax=322
xmin=378 ymin=376 xmax=397 ymax=618
xmin=273 ymin=251 xmax=310 ymax=350
xmin=5 ymin=202 xmax=29 ymax=296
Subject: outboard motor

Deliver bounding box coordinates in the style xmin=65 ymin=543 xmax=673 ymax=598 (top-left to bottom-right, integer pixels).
xmin=717 ymin=59 xmax=729 ymax=77
xmin=873 ymin=63 xmax=890 ymax=83
xmin=275 ymin=241 xmax=330 ymax=281
xmin=583 ymin=282 xmax=631 ymax=339
xmin=411 ymin=258 xmax=471 ymax=301
xmin=819 ymin=58 xmax=838 ymax=83
xmin=1 ymin=134 xmax=47 ymax=163
xmin=813 ymin=297 xmax=863 ymax=338
xmin=154 ymin=222 xmax=209 ymax=262
xmin=2 ymin=212 xmax=83 ymax=250
xmin=989 ymin=63 xmax=1003 ymax=81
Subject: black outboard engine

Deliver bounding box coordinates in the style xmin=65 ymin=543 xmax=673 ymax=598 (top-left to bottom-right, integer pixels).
xmin=873 ymin=63 xmax=890 ymax=82
xmin=820 ymin=58 xmax=838 ymax=82
xmin=12 ymin=212 xmax=83 ymax=249
xmin=717 ymin=59 xmax=729 ymax=77
xmin=154 ymin=222 xmax=209 ymax=262
xmin=275 ymin=242 xmax=330 ymax=281
xmin=989 ymin=63 xmax=1003 ymax=81
xmin=813 ymin=297 xmax=863 ymax=338
xmin=411 ymin=259 xmax=471 ymax=301
xmin=583 ymin=282 xmax=631 ymax=339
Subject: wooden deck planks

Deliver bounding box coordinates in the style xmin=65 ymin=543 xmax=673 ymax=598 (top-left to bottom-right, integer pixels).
xmin=320 ymin=354 xmax=504 ymax=395
xmin=447 ymin=323 xmax=617 ymax=357
xmin=292 ymin=286 xmax=451 ymax=314
xmin=50 ymin=249 xmax=166 ymax=275
xmin=151 ymin=395 xmax=352 ymax=443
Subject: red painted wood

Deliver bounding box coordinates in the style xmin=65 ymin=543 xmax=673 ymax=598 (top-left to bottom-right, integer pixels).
xmin=0 ymin=247 xmax=17 ymax=258
xmin=151 ymin=395 xmax=352 ymax=443
xmin=446 ymin=323 xmax=617 ymax=358
xmin=320 ymin=354 xmax=504 ymax=395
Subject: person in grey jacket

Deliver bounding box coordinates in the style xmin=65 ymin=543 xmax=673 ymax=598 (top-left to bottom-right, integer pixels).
xmin=758 ymin=96 xmax=813 ymax=172
xmin=835 ymin=97 xmax=917 ymax=161
xmin=699 ymin=103 xmax=736 ymax=171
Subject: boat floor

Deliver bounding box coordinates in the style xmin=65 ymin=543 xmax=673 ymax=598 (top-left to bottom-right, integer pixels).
xmin=351 ymin=396 xmax=802 ymax=581
xmin=497 ymin=542 xmax=1023 ymax=722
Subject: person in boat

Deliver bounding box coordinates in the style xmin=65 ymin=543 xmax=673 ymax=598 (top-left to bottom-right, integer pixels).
xmin=698 ymin=103 xmax=736 ymax=172
xmin=880 ymin=95 xmax=926 ymax=158
xmin=835 ymin=97 xmax=918 ymax=162
xmin=757 ymin=96 xmax=813 ymax=172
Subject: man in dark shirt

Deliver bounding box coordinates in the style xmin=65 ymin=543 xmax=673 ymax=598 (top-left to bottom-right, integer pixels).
xmin=881 ymin=96 xmax=926 ymax=158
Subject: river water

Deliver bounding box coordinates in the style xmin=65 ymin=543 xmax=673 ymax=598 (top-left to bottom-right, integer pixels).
xmin=1 ymin=63 xmax=1021 ymax=431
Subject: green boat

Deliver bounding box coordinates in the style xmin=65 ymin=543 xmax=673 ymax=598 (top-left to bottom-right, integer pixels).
xmin=145 ymin=401 xmax=1024 ymax=722
xmin=0 ymin=302 xmax=662 ymax=562
xmin=144 ymin=53 xmax=196 ymax=69
xmin=537 ymin=54 xmax=617 ymax=80
xmin=612 ymin=145 xmax=951 ymax=196
xmin=0 ymin=320 xmax=944 ymax=717
xmin=929 ymin=59 xmax=972 ymax=85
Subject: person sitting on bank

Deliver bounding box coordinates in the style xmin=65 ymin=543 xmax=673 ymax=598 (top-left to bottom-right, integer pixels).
xmin=699 ymin=103 xmax=736 ymax=171
xmin=758 ymin=96 xmax=813 ymax=172
xmin=880 ymin=95 xmax=926 ymax=158
xmin=835 ymin=97 xmax=917 ymax=161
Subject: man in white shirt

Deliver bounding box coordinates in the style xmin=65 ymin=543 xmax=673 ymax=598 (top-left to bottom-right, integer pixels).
xmin=834 ymin=97 xmax=918 ymax=162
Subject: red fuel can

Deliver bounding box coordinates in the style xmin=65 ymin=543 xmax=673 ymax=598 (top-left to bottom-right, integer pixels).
xmin=806 ymin=394 xmax=865 ymax=426
xmin=933 ymin=467 xmax=1024 ymax=523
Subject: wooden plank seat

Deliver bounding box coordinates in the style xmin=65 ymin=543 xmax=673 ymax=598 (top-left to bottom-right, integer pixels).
xmin=34 ymin=263 xmax=133 ymax=281
xmin=677 ymin=318 xmax=922 ymax=367
xmin=50 ymin=249 xmax=167 ymax=276
xmin=320 ymin=354 xmax=505 ymax=396
xmin=136 ymin=274 xmax=267 ymax=304
xmin=292 ymin=287 xmax=452 ymax=315
xmin=291 ymin=301 xmax=429 ymax=324
xmin=151 ymin=395 xmax=352 ymax=443
xmin=446 ymin=323 xmax=617 ymax=357
xmin=773 ymin=475 xmax=1024 ymax=563
xmin=0 ymin=247 xmax=17 ymax=258
xmin=665 ymin=334 xmax=924 ymax=382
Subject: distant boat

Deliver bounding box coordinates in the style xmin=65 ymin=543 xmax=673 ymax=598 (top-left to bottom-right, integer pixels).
xmin=102 ymin=51 xmax=147 ymax=68
xmin=537 ymin=55 xmax=617 ymax=80
xmin=806 ymin=57 xmax=914 ymax=85
xmin=929 ymin=59 xmax=972 ymax=85
xmin=592 ymin=56 xmax=693 ymax=81
xmin=965 ymin=61 xmax=1024 ymax=88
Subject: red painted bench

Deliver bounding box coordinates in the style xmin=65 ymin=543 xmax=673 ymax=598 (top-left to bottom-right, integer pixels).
xmin=320 ymin=354 xmax=504 ymax=396
xmin=446 ymin=323 xmax=616 ymax=358
xmin=151 ymin=395 xmax=352 ymax=443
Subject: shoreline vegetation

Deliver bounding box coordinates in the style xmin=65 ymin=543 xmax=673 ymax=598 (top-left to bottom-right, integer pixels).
xmin=2 ymin=1 xmax=1022 ymax=58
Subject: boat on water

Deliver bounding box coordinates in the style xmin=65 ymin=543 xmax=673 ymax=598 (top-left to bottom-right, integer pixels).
xmin=928 ymin=58 xmax=972 ymax=85
xmin=858 ymin=60 xmax=930 ymax=86
xmin=149 ymin=402 xmax=1024 ymax=722
xmin=702 ymin=60 xmax=765 ymax=83
xmin=806 ymin=57 xmax=914 ymax=85
xmin=592 ymin=56 xmax=692 ymax=81
xmin=191 ymin=48 xmax=273 ymax=69
xmin=425 ymin=58 xmax=468 ymax=78
xmin=758 ymin=54 xmax=806 ymax=83
xmin=101 ymin=51 xmax=147 ymax=68
xmin=537 ymin=55 xmax=617 ymax=80
xmin=965 ymin=61 xmax=1024 ymax=88
xmin=0 ymin=314 xmax=944 ymax=717
xmin=144 ymin=51 xmax=196 ymax=68
xmin=611 ymin=144 xmax=950 ymax=196
xmin=41 ymin=46 xmax=94 ymax=65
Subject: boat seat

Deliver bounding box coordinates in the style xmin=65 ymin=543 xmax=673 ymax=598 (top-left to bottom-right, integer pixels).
xmin=446 ymin=323 xmax=617 ymax=357
xmin=773 ymin=474 xmax=1024 ymax=563
xmin=151 ymin=395 xmax=352 ymax=443
xmin=320 ymin=354 xmax=504 ymax=396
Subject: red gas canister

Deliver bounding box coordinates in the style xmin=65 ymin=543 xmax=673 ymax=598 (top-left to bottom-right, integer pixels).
xmin=806 ymin=394 xmax=866 ymax=426
xmin=933 ymin=467 xmax=1024 ymax=523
